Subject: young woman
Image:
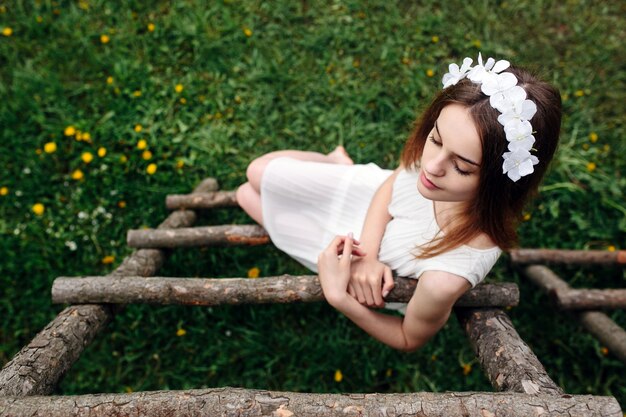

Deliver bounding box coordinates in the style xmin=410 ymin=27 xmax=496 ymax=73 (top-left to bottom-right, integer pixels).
xmin=236 ymin=54 xmax=562 ymax=352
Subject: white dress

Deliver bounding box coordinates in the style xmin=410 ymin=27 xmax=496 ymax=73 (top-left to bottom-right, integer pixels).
xmin=260 ymin=157 xmax=501 ymax=295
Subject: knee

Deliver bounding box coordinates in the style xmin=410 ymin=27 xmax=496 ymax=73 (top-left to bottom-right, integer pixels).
xmin=236 ymin=183 xmax=253 ymax=208
xmin=246 ymin=157 xmax=268 ymax=191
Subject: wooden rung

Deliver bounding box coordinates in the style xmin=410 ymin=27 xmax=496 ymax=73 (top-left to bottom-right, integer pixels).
xmin=51 ymin=276 xmax=519 ymax=308
xmin=127 ymin=224 xmax=269 ymax=248
xmin=509 ymin=248 xmax=626 ymax=265
xmin=0 ymin=179 xmax=219 ymax=397
xmin=554 ymin=288 xmax=626 ymax=310
xmin=456 ymin=308 xmax=563 ymax=395
xmin=166 ymin=190 xmax=238 ymax=210
xmin=522 ymin=265 xmax=626 ymax=365
xmin=0 ymin=388 xmax=621 ymax=416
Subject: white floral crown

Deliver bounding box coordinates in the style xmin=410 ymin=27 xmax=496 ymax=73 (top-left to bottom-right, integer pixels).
xmin=442 ymin=53 xmax=538 ymax=182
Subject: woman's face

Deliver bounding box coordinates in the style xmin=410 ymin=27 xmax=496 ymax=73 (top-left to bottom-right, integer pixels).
xmin=417 ymin=103 xmax=482 ymax=203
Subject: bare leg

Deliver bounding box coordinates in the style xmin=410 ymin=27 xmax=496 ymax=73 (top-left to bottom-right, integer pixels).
xmin=237 ymin=146 xmax=353 ymax=225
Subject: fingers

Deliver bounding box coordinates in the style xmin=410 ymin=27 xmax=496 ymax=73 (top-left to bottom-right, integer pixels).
xmin=382 ymin=266 xmax=395 ymax=298
xmin=340 ymin=233 xmax=354 ymax=265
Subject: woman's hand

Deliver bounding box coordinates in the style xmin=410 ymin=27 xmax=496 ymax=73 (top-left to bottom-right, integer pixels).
xmin=348 ymin=256 xmax=394 ymax=308
xmin=317 ymin=233 xmax=365 ymax=307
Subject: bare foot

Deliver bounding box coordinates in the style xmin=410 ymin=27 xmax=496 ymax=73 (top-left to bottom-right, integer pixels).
xmin=327 ymin=146 xmax=354 ymax=165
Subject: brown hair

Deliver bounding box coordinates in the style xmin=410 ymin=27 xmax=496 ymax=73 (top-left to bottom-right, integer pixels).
xmin=401 ymin=67 xmax=562 ymax=257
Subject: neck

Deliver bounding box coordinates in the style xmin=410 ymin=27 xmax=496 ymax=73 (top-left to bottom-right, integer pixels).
xmin=433 ymin=200 xmax=466 ymax=233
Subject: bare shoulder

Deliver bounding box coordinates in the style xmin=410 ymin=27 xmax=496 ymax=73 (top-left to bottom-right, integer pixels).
xmin=416 ymin=270 xmax=471 ymax=304
xmin=465 ymin=232 xmax=498 ymax=250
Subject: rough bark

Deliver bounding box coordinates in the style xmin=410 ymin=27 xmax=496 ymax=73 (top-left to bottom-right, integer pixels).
xmin=166 ymin=191 xmax=237 ymax=210
xmin=0 ymin=387 xmax=621 ymax=417
xmin=455 ymin=308 xmax=563 ymax=395
xmin=509 ymin=248 xmax=626 ymax=265
xmin=522 ymin=265 xmax=626 ymax=365
xmin=127 ymin=224 xmax=269 ymax=248
xmin=555 ymin=288 xmax=626 ymax=310
xmin=0 ymin=179 xmax=218 ymax=397
xmin=52 ymin=276 xmax=519 ymax=308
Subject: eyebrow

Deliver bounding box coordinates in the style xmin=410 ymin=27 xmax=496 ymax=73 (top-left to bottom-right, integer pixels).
xmin=434 ymin=121 xmax=480 ymax=166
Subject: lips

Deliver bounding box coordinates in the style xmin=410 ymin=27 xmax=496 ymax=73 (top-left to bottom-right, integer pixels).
xmin=420 ymin=171 xmax=441 ymax=190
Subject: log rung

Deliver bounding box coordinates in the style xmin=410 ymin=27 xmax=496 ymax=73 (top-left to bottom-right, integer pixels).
xmin=0 ymin=388 xmax=621 ymax=417
xmin=166 ymin=191 xmax=238 ymax=210
xmin=127 ymin=224 xmax=269 ymax=248
xmin=554 ymin=288 xmax=626 ymax=310
xmin=509 ymin=248 xmax=626 ymax=266
xmin=51 ymin=276 xmax=519 ymax=308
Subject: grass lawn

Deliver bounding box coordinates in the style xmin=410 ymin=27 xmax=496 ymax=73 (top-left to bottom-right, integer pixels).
xmin=1 ymin=0 xmax=624 ymax=408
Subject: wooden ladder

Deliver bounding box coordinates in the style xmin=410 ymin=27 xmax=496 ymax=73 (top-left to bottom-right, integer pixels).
xmin=0 ymin=178 xmax=621 ymax=416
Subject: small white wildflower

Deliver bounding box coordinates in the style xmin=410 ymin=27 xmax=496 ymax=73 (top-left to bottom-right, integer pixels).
xmin=78 ymin=211 xmax=88 ymax=219
xmin=15 ymin=190 xmax=23 ymax=197
xmin=65 ymin=241 xmax=77 ymax=251
xmin=23 ymin=167 xmax=31 ymax=174
xmin=13 ymin=228 xmax=20 ymax=236
xmin=225 ymin=330 xmax=232 ymax=337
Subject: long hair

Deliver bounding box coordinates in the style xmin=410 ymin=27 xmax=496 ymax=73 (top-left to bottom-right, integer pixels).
xmin=401 ymin=67 xmax=562 ymax=258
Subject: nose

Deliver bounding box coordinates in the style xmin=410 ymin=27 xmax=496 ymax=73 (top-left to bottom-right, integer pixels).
xmin=423 ymin=152 xmax=446 ymax=177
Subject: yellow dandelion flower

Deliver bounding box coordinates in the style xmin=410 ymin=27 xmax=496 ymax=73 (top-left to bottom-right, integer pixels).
xmin=0 ymin=186 xmax=8 ymax=196
xmin=472 ymin=39 xmax=481 ymax=48
xmin=0 ymin=6 xmax=5 ymax=13
xmin=64 ymin=125 xmax=76 ymax=136
xmin=100 ymin=34 xmax=110 ymax=44
xmin=215 ymin=112 xmax=223 ymax=119
xmin=32 ymin=203 xmax=45 ymax=216
xmin=574 ymin=89 xmax=584 ymax=97
xmin=71 ymin=169 xmax=84 ymax=180
xmin=106 ymin=76 xmax=114 ymax=85
xmin=401 ymin=56 xmax=410 ymax=65
xmin=582 ymin=143 xmax=590 ymax=150
xmin=586 ymin=162 xmax=596 ymax=172
xmin=589 ymin=132 xmax=598 ymax=143
xmin=385 ymin=368 xmax=393 ymax=377
xmin=234 ymin=95 xmax=242 ymax=104
xmin=44 ymin=142 xmax=57 ymax=153
xmin=147 ymin=22 xmax=155 ymax=32
xmin=523 ymin=213 xmax=531 ymax=221
xmin=132 ymin=90 xmax=142 ymax=97
xmin=102 ymin=255 xmax=115 ymax=264
xmin=82 ymin=152 xmax=94 ymax=164
xmin=176 ymin=328 xmax=187 ymax=337
xmin=118 ymin=200 xmax=127 ymax=208
xmin=243 ymin=27 xmax=252 ymax=37
xmin=146 ymin=163 xmax=157 ymax=175
xmin=82 ymin=132 xmax=91 ymax=142
xmin=426 ymin=69 xmax=435 ymax=77
xmin=119 ymin=155 xmax=128 ymax=163
xmin=78 ymin=0 xmax=89 ymax=10
xmin=462 ymin=363 xmax=472 ymax=375
xmin=97 ymin=147 xmax=106 ymax=157
xmin=607 ymin=245 xmax=616 ymax=252
xmin=36 ymin=16 xmax=43 ymax=23
xmin=431 ymin=354 xmax=437 ymax=361
xmin=2 ymin=27 xmax=12 ymax=37
xmin=431 ymin=35 xmax=439 ymax=43
xmin=36 ymin=148 xmax=42 ymax=155
xmin=137 ymin=139 xmax=147 ymax=150
xmin=603 ymin=144 xmax=610 ymax=152
xmin=175 ymin=84 xmax=184 ymax=93
xmin=600 ymin=347 xmax=609 ymax=356
xmin=247 ymin=267 xmax=260 ymax=279
xmin=179 ymin=97 xmax=187 ymax=104
xmin=176 ymin=159 xmax=185 ymax=169
xmin=134 ymin=124 xmax=143 ymax=133
xmin=334 ymin=369 xmax=343 ymax=382
xmin=142 ymin=150 xmax=152 ymax=160
xmin=125 ymin=386 xmax=133 ymax=393
xmin=352 ymin=59 xmax=360 ymax=68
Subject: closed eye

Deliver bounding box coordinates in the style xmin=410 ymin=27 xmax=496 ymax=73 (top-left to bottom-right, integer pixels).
xmin=429 ymin=135 xmax=472 ymax=176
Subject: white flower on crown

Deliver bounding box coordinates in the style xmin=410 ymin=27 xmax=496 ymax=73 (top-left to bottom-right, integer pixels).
xmin=441 ymin=52 xmax=539 ymax=182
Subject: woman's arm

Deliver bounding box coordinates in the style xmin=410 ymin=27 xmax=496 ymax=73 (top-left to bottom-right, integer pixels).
xmin=318 ymin=235 xmax=471 ymax=352
xmin=349 ymin=165 xmax=403 ymax=307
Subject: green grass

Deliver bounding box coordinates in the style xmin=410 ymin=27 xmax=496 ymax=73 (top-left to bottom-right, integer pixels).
xmin=1 ymin=0 xmax=624 ymax=408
